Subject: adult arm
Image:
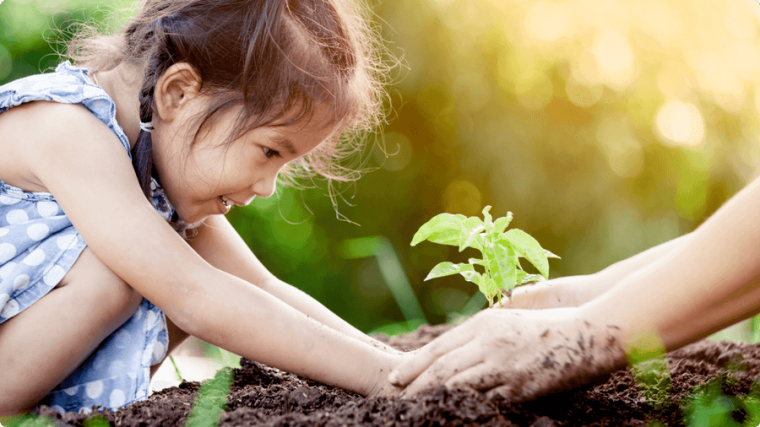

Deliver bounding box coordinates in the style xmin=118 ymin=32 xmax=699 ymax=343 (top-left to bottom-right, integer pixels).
xmin=505 ymin=232 xmax=694 ymax=309
xmin=390 ymin=176 xmax=760 ymax=400
xmin=18 ymin=102 xmax=400 ymax=396
xmin=187 ymin=214 xmax=399 ymax=353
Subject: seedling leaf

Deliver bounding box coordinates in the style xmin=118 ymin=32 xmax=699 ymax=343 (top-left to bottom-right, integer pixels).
xmin=516 ymin=270 xmax=545 ymax=285
xmin=545 ymin=249 xmax=561 ymax=259
xmin=459 ymin=217 xmax=485 ymax=252
xmin=425 ymin=262 xmax=475 ymax=281
xmin=410 ymin=208 xmax=557 ymax=308
xmin=459 ymin=270 xmax=482 ymax=285
xmin=493 ymin=212 xmax=513 ymax=234
xmin=479 ymin=275 xmax=499 ymax=304
xmin=489 ymin=244 xmax=517 ymax=292
xmin=482 ymin=206 xmax=493 ymax=231
xmin=498 ymin=229 xmax=550 ymax=279
xmin=411 ymin=213 xmax=470 ymax=248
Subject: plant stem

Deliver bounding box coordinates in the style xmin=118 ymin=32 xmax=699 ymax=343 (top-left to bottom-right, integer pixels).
xmin=169 ymin=355 xmax=184 ymax=382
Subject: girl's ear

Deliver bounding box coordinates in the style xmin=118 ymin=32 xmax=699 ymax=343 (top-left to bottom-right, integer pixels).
xmin=154 ymin=63 xmax=203 ymax=122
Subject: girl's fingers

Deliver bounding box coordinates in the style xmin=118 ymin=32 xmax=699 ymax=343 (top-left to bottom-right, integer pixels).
xmin=402 ymin=345 xmax=484 ymax=396
xmin=388 ymin=327 xmax=475 ymax=387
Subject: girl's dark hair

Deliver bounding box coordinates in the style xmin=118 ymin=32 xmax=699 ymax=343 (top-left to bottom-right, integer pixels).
xmin=67 ymin=0 xmax=388 ymax=215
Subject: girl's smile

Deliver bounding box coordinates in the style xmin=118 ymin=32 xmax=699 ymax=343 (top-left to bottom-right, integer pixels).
xmin=146 ymin=64 xmax=336 ymax=224
xmin=156 ymin=109 xmax=334 ymax=223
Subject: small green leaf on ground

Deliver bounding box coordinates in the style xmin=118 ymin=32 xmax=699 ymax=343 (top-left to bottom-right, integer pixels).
xmin=186 ymin=367 xmax=234 ymax=427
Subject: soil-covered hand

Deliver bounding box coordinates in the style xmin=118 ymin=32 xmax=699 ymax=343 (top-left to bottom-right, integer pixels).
xmin=387 ymin=308 xmax=625 ymax=401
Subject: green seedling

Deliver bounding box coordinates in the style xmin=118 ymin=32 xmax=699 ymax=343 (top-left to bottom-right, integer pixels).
xmin=185 ymin=367 xmax=233 ymax=427
xmin=411 ymin=206 xmax=558 ymax=308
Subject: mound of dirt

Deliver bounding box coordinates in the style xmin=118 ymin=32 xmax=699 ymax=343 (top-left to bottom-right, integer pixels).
xmin=25 ymin=324 xmax=760 ymax=426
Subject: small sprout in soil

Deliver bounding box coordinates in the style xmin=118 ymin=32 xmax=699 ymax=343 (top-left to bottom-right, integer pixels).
xmin=411 ymin=206 xmax=559 ymax=308
xmin=82 ymin=416 xmax=109 ymax=427
xmin=2 ymin=414 xmax=57 ymax=427
xmin=682 ymin=376 xmax=756 ymax=427
xmin=185 ymin=367 xmax=233 ymax=427
xmin=169 ymin=355 xmax=184 ymax=382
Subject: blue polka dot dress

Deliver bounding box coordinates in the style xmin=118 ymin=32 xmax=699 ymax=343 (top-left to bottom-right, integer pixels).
xmin=0 ymin=62 xmax=179 ymax=414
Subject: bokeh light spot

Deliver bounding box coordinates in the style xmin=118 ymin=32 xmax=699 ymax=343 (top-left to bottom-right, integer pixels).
xmin=375 ymin=132 xmax=413 ymax=171
xmin=1 ymin=0 xmax=48 ymax=47
xmin=655 ymin=100 xmax=705 ymax=147
xmin=515 ymin=74 xmax=553 ymax=110
xmin=656 ymin=61 xmax=692 ymax=100
xmin=592 ymin=30 xmax=637 ymax=89
xmin=636 ymin=1 xmax=682 ymax=45
xmin=523 ymin=1 xmax=570 ymax=43
xmin=442 ymin=179 xmax=481 ymax=217
xmin=417 ymin=84 xmax=455 ymax=118
xmin=565 ymin=77 xmax=603 ymax=108
xmin=452 ymin=72 xmax=491 ymax=113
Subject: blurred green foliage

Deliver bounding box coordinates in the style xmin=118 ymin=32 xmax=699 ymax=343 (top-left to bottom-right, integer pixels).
xmin=3 ymin=0 xmax=760 ymax=332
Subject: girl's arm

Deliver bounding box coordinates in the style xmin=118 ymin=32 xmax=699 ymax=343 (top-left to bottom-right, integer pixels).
xmin=187 ymin=215 xmax=399 ymax=353
xmin=506 ymin=232 xmax=695 ymax=309
xmin=19 ymin=102 xmax=400 ymax=396
xmin=391 ymin=175 xmax=760 ymax=399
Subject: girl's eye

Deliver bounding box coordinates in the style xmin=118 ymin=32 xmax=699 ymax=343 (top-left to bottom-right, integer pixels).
xmin=262 ymin=146 xmax=281 ymax=159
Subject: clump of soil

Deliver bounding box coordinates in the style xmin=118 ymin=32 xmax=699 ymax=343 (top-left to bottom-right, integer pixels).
xmin=28 ymin=324 xmax=760 ymax=426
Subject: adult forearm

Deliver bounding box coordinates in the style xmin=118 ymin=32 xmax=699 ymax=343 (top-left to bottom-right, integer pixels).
xmin=594 ymin=232 xmax=693 ymax=286
xmin=583 ymin=179 xmax=760 ymax=352
xmin=507 ymin=233 xmax=694 ymax=309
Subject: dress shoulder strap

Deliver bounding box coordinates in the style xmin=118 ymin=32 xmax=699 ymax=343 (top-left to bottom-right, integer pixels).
xmin=0 ymin=61 xmax=132 ymax=160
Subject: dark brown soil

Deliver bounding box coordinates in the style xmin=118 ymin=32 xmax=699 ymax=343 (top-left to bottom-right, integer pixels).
xmin=24 ymin=324 xmax=760 ymax=426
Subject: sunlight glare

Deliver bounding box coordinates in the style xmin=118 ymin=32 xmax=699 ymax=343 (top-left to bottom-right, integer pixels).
xmin=655 ymin=101 xmax=705 ymax=147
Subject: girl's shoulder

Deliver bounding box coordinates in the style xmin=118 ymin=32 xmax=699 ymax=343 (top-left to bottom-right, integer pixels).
xmin=0 ymin=62 xmax=130 ymax=157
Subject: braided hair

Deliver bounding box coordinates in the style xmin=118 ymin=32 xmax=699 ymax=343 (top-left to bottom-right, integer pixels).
xmin=128 ymin=13 xmax=179 ymax=200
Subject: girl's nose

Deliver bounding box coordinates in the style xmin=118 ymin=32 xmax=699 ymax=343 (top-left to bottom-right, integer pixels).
xmin=253 ymin=172 xmax=278 ymax=199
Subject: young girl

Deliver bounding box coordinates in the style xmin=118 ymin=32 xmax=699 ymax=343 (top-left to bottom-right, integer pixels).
xmin=0 ymin=0 xmax=405 ymax=415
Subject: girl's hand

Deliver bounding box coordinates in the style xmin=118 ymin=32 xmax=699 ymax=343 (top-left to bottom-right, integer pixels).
xmin=365 ymin=352 xmax=413 ymax=397
xmin=372 ymin=342 xmax=404 ymax=355
xmin=387 ymin=308 xmax=625 ymax=401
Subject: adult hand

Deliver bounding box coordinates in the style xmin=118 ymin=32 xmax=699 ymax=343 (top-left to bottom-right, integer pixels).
xmin=503 ymin=274 xmax=606 ymax=310
xmin=388 ymin=308 xmax=625 ymax=401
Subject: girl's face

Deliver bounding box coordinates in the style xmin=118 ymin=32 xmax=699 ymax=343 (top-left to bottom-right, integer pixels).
xmin=153 ymin=95 xmax=335 ymax=224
